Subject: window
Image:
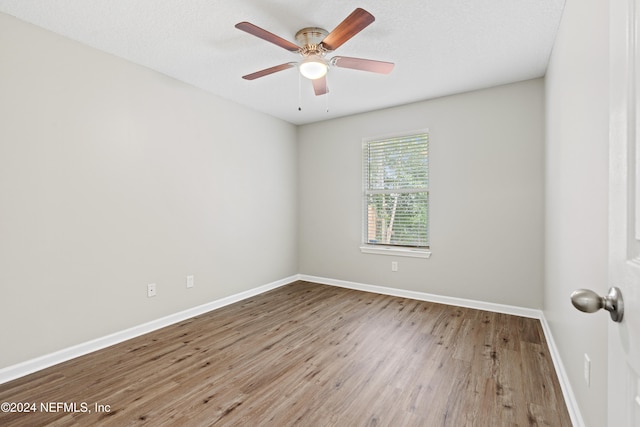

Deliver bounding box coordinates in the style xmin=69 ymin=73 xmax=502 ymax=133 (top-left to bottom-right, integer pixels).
xmin=361 ymin=131 xmax=430 ymax=258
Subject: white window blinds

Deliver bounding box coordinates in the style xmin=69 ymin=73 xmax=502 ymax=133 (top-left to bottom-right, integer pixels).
xmin=363 ymin=132 xmax=429 ymax=248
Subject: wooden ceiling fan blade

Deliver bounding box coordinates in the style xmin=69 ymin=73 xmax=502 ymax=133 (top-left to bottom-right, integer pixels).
xmin=332 ymin=56 xmax=394 ymax=74
xmin=235 ymin=22 xmax=300 ymax=52
xmin=320 ymin=8 xmax=375 ymax=51
xmin=242 ymin=63 xmax=296 ymax=80
xmin=312 ymin=76 xmax=329 ymax=96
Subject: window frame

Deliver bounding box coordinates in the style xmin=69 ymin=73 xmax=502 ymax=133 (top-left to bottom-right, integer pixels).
xmin=360 ymin=129 xmax=431 ymax=259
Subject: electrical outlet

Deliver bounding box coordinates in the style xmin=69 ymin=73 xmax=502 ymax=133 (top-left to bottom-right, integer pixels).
xmin=391 ymin=261 xmax=398 ymax=272
xmin=147 ymin=283 xmax=157 ymax=298
xmin=186 ymin=275 xmax=194 ymax=288
xmin=584 ymin=353 xmax=591 ymax=387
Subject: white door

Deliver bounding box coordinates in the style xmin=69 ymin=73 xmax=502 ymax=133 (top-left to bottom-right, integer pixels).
xmin=608 ymin=0 xmax=640 ymax=425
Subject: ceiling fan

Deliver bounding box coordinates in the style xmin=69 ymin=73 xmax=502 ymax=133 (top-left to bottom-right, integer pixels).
xmin=235 ymin=8 xmax=394 ymax=96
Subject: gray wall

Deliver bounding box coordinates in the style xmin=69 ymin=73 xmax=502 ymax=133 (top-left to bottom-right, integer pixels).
xmin=544 ymin=0 xmax=609 ymax=425
xmin=0 ymin=14 xmax=298 ymax=369
xmin=298 ymin=79 xmax=545 ymax=308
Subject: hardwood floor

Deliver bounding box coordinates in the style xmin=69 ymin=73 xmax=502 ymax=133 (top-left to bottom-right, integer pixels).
xmin=0 ymin=281 xmax=572 ymax=426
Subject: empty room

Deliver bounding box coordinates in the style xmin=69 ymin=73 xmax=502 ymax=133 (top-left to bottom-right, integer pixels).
xmin=1 ymin=0 xmax=638 ymax=426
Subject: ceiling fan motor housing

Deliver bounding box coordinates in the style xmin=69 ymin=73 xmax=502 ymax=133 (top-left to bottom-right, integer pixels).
xmin=295 ymin=27 xmax=330 ymax=56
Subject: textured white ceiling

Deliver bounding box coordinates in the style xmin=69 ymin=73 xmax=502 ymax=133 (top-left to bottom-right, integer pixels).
xmin=0 ymin=0 xmax=565 ymax=125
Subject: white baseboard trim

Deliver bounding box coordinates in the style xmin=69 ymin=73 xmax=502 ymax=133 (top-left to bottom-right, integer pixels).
xmin=299 ymin=274 xmax=584 ymax=427
xmin=299 ymin=274 xmax=542 ymax=318
xmin=538 ymin=315 xmax=585 ymax=427
xmin=0 ymin=275 xmax=297 ymax=386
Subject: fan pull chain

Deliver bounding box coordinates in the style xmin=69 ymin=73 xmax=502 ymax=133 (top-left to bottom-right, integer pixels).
xmin=325 ymin=92 xmax=329 ymax=113
xmin=325 ymin=76 xmax=330 ymax=113
xmin=297 ymin=69 xmax=302 ymax=111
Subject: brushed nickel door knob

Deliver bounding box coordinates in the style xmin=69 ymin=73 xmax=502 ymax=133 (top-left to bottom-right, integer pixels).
xmin=570 ymin=287 xmax=624 ymax=322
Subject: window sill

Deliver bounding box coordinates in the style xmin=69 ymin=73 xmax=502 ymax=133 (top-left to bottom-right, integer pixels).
xmin=359 ymin=245 xmax=432 ymax=259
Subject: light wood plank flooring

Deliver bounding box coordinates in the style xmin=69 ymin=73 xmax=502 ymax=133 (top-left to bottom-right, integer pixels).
xmin=0 ymin=281 xmax=572 ymax=426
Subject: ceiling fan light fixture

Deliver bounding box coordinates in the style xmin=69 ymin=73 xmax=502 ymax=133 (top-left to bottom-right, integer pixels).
xmin=299 ymin=55 xmax=328 ymax=80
